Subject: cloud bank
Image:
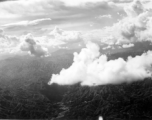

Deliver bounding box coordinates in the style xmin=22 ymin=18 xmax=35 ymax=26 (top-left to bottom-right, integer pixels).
xmin=49 ymin=42 xmax=152 ymax=86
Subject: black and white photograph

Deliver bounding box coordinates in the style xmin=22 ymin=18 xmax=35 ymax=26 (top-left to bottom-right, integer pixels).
xmin=0 ymin=0 xmax=152 ymax=119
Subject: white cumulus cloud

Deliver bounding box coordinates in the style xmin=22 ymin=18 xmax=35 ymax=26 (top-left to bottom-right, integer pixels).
xmin=49 ymin=42 xmax=152 ymax=86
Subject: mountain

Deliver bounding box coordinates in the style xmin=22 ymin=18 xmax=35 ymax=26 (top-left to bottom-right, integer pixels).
xmin=61 ymin=78 xmax=152 ymax=120
xmin=0 ymin=41 xmax=152 ymax=119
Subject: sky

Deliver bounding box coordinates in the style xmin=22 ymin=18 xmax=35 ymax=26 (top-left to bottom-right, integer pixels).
xmin=0 ymin=0 xmax=152 ymax=53
xmin=0 ymin=0 xmax=151 ymax=35
xmin=1 ymin=0 xmax=152 ymax=86
xmin=0 ymin=0 xmax=132 ymax=35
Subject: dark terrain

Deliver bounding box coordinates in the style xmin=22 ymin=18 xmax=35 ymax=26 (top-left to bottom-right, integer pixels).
xmin=0 ymin=53 xmax=72 ymax=119
xmin=0 ymin=43 xmax=152 ymax=119
xmin=62 ymin=78 xmax=152 ymax=120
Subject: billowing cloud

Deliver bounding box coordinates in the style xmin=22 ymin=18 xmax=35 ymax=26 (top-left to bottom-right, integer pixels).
xmin=122 ymin=43 xmax=134 ymax=48
xmin=83 ymin=0 xmax=152 ymax=45
xmin=20 ymin=33 xmax=49 ymax=57
xmin=124 ymin=0 xmax=144 ymax=17
xmin=119 ymin=1 xmax=152 ymax=41
xmin=49 ymin=42 xmax=152 ymax=86
xmin=115 ymin=0 xmax=152 ymax=44
xmin=119 ymin=1 xmax=151 ymax=41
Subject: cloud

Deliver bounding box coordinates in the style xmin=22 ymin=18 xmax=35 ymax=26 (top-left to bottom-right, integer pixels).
xmin=2 ymin=18 xmax=51 ymax=31
xmin=60 ymin=0 xmax=116 ymax=6
xmin=0 ymin=27 xmax=83 ymax=56
xmin=49 ymin=27 xmax=83 ymax=43
xmin=0 ymin=0 xmax=151 ymax=54
xmin=83 ymin=0 xmax=152 ymax=45
xmin=122 ymin=43 xmax=134 ymax=48
xmin=102 ymin=45 xmax=111 ymax=50
xmin=96 ymin=14 xmax=112 ymax=19
xmin=0 ymin=29 xmax=20 ymax=54
xmin=49 ymin=42 xmax=152 ymax=86
xmin=118 ymin=1 xmax=152 ymax=43
xmin=0 ymin=0 xmax=17 ymax=2
xmin=114 ymin=0 xmax=152 ymax=42
xmin=20 ymin=33 xmax=49 ymax=57
xmin=124 ymin=0 xmax=144 ymax=17
xmin=0 ymin=29 xmax=3 ymax=34
xmin=3 ymin=18 xmax=51 ymax=27
xmin=0 ymin=0 xmax=124 ymax=34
